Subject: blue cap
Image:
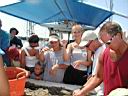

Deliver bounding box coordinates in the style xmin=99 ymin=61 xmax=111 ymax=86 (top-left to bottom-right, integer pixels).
xmin=0 ymin=48 xmax=5 ymax=55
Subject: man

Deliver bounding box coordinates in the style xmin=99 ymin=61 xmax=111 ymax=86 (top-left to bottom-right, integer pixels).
xmin=78 ymin=30 xmax=105 ymax=95
xmin=0 ymin=19 xmax=10 ymax=66
xmin=73 ymin=21 xmax=128 ymax=96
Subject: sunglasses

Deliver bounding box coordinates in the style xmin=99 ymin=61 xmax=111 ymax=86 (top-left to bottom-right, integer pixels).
xmin=106 ymin=39 xmax=112 ymax=45
xmin=72 ymin=31 xmax=81 ymax=33
xmin=106 ymin=33 xmax=117 ymax=45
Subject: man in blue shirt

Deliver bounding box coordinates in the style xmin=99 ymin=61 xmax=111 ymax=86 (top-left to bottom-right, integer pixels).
xmin=0 ymin=19 xmax=10 ymax=66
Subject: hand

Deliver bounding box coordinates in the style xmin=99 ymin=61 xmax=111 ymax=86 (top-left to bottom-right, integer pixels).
xmin=60 ymin=39 xmax=68 ymax=48
xmin=73 ymin=89 xmax=85 ymax=96
xmin=35 ymin=51 xmax=39 ymax=59
xmin=49 ymin=64 xmax=59 ymax=76
xmin=49 ymin=68 xmax=57 ymax=76
xmin=42 ymin=47 xmax=50 ymax=52
xmin=73 ymin=60 xmax=82 ymax=69
xmin=72 ymin=42 xmax=79 ymax=48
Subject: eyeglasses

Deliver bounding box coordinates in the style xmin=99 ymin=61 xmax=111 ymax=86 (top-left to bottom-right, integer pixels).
xmin=106 ymin=33 xmax=117 ymax=45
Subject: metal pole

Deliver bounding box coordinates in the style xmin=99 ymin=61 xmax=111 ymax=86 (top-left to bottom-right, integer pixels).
xmin=109 ymin=0 xmax=113 ymax=21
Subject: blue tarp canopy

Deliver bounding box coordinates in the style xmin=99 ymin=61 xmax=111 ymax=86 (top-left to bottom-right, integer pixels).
xmin=0 ymin=0 xmax=113 ymax=28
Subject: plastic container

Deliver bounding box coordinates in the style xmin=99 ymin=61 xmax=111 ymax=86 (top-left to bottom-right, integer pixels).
xmin=5 ymin=67 xmax=28 ymax=96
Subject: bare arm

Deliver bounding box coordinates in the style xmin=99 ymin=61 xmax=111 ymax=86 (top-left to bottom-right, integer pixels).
xmin=60 ymin=40 xmax=69 ymax=61
xmin=63 ymin=43 xmax=72 ymax=61
xmin=49 ymin=63 xmax=69 ymax=76
xmin=39 ymin=50 xmax=45 ymax=63
xmin=82 ymin=49 xmax=92 ymax=66
xmin=20 ymin=50 xmax=26 ymax=68
xmin=63 ymin=47 xmax=69 ymax=61
xmin=0 ymin=56 xmax=10 ymax=96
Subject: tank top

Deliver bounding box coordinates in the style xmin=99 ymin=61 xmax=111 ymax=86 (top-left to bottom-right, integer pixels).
xmin=71 ymin=47 xmax=87 ymax=71
xmin=103 ymin=48 xmax=128 ymax=96
xmin=24 ymin=48 xmax=39 ymax=67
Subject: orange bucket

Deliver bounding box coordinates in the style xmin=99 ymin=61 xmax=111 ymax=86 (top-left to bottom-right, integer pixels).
xmin=5 ymin=67 xmax=28 ymax=96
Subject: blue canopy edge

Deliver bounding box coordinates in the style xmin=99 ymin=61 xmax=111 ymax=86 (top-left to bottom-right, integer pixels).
xmin=0 ymin=0 xmax=113 ymax=28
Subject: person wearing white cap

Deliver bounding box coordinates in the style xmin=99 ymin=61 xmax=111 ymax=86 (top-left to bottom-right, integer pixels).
xmin=79 ymin=30 xmax=98 ymax=47
xmin=39 ymin=33 xmax=70 ymax=83
xmin=63 ymin=24 xmax=92 ymax=85
xmin=78 ymin=30 xmax=105 ymax=96
xmin=0 ymin=48 xmax=9 ymax=96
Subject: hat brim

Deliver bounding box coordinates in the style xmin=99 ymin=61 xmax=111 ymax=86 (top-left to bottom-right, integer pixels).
xmin=49 ymin=38 xmax=58 ymax=42
xmin=79 ymin=41 xmax=88 ymax=47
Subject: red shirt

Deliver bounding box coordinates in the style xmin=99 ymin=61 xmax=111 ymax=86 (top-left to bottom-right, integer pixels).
xmin=103 ymin=48 xmax=128 ymax=96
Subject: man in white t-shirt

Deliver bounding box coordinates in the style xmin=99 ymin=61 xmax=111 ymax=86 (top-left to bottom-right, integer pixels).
xmin=78 ymin=30 xmax=106 ymax=95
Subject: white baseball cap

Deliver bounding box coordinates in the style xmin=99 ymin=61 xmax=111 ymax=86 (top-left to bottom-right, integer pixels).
xmin=79 ymin=30 xmax=97 ymax=47
xmin=49 ymin=34 xmax=60 ymax=42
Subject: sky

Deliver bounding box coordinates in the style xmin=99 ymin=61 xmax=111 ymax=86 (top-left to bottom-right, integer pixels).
xmin=0 ymin=0 xmax=128 ymax=38
xmin=85 ymin=0 xmax=128 ymax=30
xmin=0 ymin=0 xmax=50 ymax=38
xmin=84 ymin=0 xmax=128 ymax=36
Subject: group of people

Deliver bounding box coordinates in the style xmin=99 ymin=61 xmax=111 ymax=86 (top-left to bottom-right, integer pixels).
xmin=73 ymin=22 xmax=128 ymax=96
xmin=0 ymin=17 xmax=128 ymax=96
xmin=0 ymin=19 xmax=23 ymax=67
